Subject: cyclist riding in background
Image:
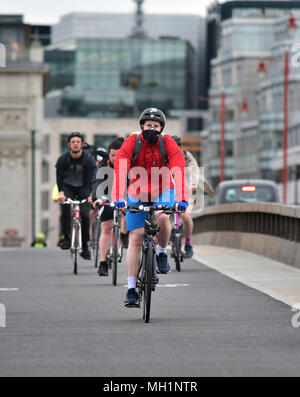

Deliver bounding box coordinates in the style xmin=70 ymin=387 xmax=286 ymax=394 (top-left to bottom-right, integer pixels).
xmin=55 ymin=132 xmax=96 ymax=260
xmin=92 ymin=137 xmax=127 ymax=277
xmin=83 ymin=143 xmax=108 ymax=167
xmin=171 ymin=135 xmax=215 ymax=258
xmin=112 ymin=108 xmax=189 ymax=308
xmin=84 ymin=144 xmax=109 ymax=245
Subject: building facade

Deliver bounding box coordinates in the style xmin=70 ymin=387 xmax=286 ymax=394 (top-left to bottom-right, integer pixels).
xmin=46 ymin=38 xmax=193 ymax=118
xmin=205 ymin=1 xmax=300 ymax=193
xmin=46 ymin=12 xmax=207 ymax=112
xmin=0 ymin=35 xmax=49 ymax=247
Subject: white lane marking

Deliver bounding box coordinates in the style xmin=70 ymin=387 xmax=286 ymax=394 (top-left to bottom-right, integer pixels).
xmin=157 ymin=284 xmax=189 ymax=288
xmin=193 ymin=254 xmax=296 ymax=308
xmin=0 ymin=288 xmax=19 ymax=292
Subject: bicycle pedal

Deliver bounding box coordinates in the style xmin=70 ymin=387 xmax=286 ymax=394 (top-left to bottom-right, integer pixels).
xmin=125 ymin=303 xmax=140 ymax=309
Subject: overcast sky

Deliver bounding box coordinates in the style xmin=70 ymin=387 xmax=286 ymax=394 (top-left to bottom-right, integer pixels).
xmin=1 ymin=0 xmax=219 ymax=25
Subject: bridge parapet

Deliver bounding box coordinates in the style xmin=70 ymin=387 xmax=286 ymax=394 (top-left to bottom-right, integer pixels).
xmin=192 ymin=203 xmax=300 ymax=268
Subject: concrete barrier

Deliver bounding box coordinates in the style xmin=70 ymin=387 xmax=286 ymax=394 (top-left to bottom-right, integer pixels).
xmin=193 ymin=203 xmax=300 ymax=268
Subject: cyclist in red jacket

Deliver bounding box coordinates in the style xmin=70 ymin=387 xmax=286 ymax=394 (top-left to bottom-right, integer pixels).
xmin=112 ymin=108 xmax=189 ymax=307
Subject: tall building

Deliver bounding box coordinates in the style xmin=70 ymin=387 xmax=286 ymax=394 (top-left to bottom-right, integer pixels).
xmin=46 ymin=11 xmax=206 ymax=113
xmin=46 ymin=37 xmax=193 ymax=118
xmin=0 ymin=15 xmax=49 ymax=247
xmin=205 ymin=1 xmax=300 ymax=192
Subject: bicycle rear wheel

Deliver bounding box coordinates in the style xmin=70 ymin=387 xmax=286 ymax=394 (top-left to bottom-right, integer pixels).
xmin=112 ymin=226 xmax=120 ymax=286
xmin=174 ymin=237 xmax=181 ymax=272
xmin=143 ymin=247 xmax=154 ymax=323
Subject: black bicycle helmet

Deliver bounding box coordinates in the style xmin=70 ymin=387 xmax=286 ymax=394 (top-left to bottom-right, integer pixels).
xmin=67 ymin=132 xmax=84 ymax=142
xmin=139 ymin=108 xmax=166 ymax=131
xmin=172 ymin=135 xmax=182 ymax=147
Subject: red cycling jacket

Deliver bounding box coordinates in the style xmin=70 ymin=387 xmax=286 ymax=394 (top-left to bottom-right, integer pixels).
xmin=112 ymin=133 xmax=189 ymax=203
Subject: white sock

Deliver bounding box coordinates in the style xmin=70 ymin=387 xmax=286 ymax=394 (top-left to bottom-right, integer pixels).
xmin=156 ymin=245 xmax=167 ymax=255
xmin=127 ymin=276 xmax=137 ymax=290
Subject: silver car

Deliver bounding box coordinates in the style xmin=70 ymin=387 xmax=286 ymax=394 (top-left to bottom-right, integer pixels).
xmin=215 ymin=179 xmax=280 ymax=205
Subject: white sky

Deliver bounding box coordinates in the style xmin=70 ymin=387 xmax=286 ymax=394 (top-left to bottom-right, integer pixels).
xmin=1 ymin=0 xmax=219 ymax=25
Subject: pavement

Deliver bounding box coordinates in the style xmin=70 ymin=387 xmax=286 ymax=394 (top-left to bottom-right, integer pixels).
xmin=194 ymin=245 xmax=300 ymax=307
xmin=1 ymin=246 xmax=300 ymax=377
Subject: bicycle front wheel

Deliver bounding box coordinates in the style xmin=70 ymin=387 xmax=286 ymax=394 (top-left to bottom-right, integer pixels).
xmin=144 ymin=247 xmax=154 ymax=323
xmin=73 ymin=223 xmax=80 ymax=275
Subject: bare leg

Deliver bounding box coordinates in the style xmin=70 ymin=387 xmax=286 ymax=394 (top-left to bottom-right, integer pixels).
xmin=121 ymin=214 xmax=127 ymax=234
xmin=126 ymin=228 xmax=144 ymax=277
xmin=89 ymin=209 xmax=94 ymax=243
xmin=181 ymin=212 xmax=193 ymax=240
xmin=100 ymin=219 xmax=112 ymax=262
xmin=156 ymin=213 xmax=171 ymax=248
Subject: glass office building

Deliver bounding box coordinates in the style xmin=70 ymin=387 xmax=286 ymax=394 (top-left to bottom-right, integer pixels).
xmin=46 ymin=38 xmax=193 ymax=118
xmin=45 ymin=49 xmax=75 ymax=91
xmin=48 ymin=12 xmax=206 ymax=110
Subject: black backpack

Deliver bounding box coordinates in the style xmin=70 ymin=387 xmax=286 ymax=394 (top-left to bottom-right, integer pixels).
xmin=130 ymin=134 xmax=168 ymax=167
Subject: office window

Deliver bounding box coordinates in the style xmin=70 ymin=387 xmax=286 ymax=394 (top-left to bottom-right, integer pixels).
xmin=94 ymin=134 xmax=118 ymax=150
xmin=41 ymin=160 xmax=49 ymax=183
xmin=41 ymin=219 xmax=49 ymax=237
xmin=41 ymin=191 xmax=49 ymax=211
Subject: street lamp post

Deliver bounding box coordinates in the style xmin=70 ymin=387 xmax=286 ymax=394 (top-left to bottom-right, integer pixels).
xmin=283 ymin=50 xmax=289 ymax=204
xmin=219 ymin=91 xmax=225 ymax=183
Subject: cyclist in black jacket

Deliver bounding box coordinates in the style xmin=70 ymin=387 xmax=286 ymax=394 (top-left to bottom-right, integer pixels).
xmin=55 ymin=132 xmax=96 ymax=259
xmin=91 ymin=137 xmax=126 ymax=276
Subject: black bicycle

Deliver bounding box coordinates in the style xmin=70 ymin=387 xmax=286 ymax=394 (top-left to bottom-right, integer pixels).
xmin=126 ymin=205 xmax=178 ymax=323
xmin=96 ymin=201 xmax=124 ymax=286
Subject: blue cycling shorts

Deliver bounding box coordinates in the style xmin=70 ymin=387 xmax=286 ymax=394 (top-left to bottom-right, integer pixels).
xmin=126 ymin=189 xmax=175 ymax=232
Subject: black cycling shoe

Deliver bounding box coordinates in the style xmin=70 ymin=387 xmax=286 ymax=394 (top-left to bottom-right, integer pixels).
xmin=156 ymin=253 xmax=171 ymax=274
xmin=125 ymin=288 xmax=140 ymax=308
xmin=80 ymin=248 xmax=92 ymax=260
xmin=98 ymin=261 xmax=108 ymax=276
xmin=59 ymin=239 xmax=70 ymax=250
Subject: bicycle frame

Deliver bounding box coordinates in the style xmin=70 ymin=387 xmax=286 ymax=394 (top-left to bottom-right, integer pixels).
xmin=63 ymin=198 xmax=87 ymax=275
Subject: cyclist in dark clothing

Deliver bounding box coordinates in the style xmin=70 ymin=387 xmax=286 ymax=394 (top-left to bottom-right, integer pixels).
xmin=56 ymin=132 xmax=96 ymax=260
xmin=91 ymin=137 xmax=126 ymax=276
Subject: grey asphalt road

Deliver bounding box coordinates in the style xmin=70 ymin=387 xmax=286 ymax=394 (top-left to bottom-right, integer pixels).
xmin=0 ymin=247 xmax=300 ymax=377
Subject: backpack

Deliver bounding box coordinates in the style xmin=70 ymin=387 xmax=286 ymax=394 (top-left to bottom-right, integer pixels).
xmin=130 ymin=134 xmax=168 ymax=168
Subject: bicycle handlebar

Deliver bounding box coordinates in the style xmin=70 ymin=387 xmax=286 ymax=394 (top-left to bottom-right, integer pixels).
xmin=124 ymin=205 xmax=180 ymax=214
xmin=63 ymin=198 xmax=88 ymax=205
xmin=95 ymin=202 xmax=113 ymax=208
